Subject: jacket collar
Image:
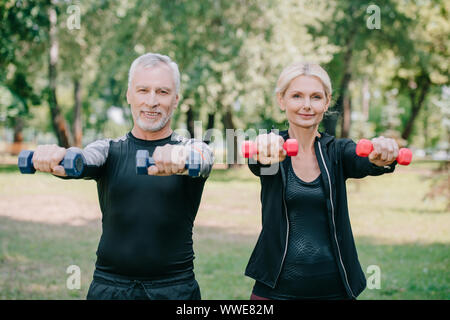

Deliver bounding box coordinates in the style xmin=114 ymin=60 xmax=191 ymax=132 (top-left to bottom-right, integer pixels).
xmin=279 ymin=129 xmax=335 ymax=146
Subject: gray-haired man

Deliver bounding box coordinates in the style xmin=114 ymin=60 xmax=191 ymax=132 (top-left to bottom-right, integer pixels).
xmin=30 ymin=53 xmax=214 ymax=299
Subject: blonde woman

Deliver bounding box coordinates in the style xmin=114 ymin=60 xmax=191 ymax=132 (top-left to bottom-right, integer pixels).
xmin=245 ymin=62 xmax=399 ymax=300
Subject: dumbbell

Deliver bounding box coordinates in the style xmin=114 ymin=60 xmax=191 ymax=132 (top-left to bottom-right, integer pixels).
xmin=17 ymin=149 xmax=86 ymax=177
xmin=356 ymin=139 xmax=412 ymax=165
xmin=241 ymin=138 xmax=299 ymax=158
xmin=136 ymin=149 xmax=202 ymax=177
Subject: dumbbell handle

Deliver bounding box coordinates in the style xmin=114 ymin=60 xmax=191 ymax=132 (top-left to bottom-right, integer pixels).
xmin=18 ymin=149 xmax=85 ymax=177
xmin=356 ymin=139 xmax=412 ymax=166
xmin=147 ymin=157 xmax=189 ymax=169
xmin=136 ymin=149 xmax=201 ymax=177
xmin=242 ymin=138 xmax=299 ymax=158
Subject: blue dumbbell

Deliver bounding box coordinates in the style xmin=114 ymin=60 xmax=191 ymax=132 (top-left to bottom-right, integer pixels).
xmin=136 ymin=149 xmax=201 ymax=177
xmin=18 ymin=149 xmax=86 ymax=177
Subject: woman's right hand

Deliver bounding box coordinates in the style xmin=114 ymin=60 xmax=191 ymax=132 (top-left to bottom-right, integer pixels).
xmin=254 ymin=132 xmax=287 ymax=164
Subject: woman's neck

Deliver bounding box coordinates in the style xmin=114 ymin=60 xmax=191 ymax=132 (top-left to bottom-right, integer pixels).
xmin=288 ymin=125 xmax=320 ymax=154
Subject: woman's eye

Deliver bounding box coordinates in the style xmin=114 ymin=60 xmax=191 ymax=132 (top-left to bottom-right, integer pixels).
xmin=313 ymin=95 xmax=322 ymax=100
xmin=293 ymin=94 xmax=300 ymax=98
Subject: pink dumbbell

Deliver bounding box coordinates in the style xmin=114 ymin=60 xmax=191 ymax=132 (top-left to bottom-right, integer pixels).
xmin=356 ymin=139 xmax=412 ymax=166
xmin=242 ymin=139 xmax=299 ymax=158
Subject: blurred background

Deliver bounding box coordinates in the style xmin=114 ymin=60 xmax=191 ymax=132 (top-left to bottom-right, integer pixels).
xmin=0 ymin=0 xmax=448 ymax=299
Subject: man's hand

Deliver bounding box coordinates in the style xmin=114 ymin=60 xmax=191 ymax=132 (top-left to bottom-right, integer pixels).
xmin=148 ymin=144 xmax=188 ymax=176
xmin=32 ymin=144 xmax=68 ymax=177
xmin=253 ymin=132 xmax=286 ymax=165
xmin=368 ymin=136 xmax=399 ymax=167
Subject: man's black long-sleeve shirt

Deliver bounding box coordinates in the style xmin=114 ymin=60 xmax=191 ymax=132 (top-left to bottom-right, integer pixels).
xmin=60 ymin=131 xmax=214 ymax=279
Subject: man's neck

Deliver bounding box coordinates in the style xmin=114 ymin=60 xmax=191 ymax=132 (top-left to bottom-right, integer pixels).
xmin=131 ymin=124 xmax=173 ymax=141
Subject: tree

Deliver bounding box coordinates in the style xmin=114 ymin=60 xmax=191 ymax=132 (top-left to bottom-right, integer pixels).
xmin=0 ymin=0 xmax=48 ymax=152
xmin=394 ymin=0 xmax=449 ymax=142
xmin=307 ymin=0 xmax=413 ymax=138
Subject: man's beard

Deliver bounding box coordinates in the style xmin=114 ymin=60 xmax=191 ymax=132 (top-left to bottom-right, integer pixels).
xmin=135 ymin=107 xmax=174 ymax=132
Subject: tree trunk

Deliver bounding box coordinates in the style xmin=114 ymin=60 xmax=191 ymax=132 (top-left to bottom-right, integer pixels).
xmin=341 ymin=94 xmax=351 ymax=138
xmin=207 ymin=113 xmax=215 ymax=131
xmin=401 ymin=74 xmax=431 ymax=141
xmin=11 ymin=117 xmax=24 ymax=155
xmin=73 ymin=78 xmax=83 ymax=148
xmin=322 ymin=109 xmax=340 ymax=137
xmin=324 ymin=31 xmax=355 ymax=137
xmin=48 ymin=6 xmax=72 ymax=148
xmin=186 ymin=106 xmax=195 ymax=138
xmin=423 ymin=103 xmax=429 ymax=148
xmin=361 ymin=78 xmax=370 ymax=120
xmin=204 ymin=112 xmax=216 ymax=144
xmin=222 ymin=106 xmax=238 ymax=168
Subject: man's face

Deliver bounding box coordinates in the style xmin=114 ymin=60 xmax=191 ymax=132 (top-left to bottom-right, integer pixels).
xmin=127 ymin=64 xmax=179 ymax=132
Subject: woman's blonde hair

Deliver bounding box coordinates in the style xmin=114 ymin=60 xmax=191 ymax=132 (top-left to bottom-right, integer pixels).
xmin=275 ymin=62 xmax=332 ymax=103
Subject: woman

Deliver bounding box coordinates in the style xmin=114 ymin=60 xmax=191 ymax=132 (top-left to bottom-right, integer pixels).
xmin=245 ymin=62 xmax=399 ymax=300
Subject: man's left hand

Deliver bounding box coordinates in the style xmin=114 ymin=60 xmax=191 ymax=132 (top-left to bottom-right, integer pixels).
xmin=148 ymin=144 xmax=188 ymax=176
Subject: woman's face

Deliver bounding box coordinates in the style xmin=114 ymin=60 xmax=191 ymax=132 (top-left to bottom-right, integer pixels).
xmin=278 ymin=75 xmax=330 ymax=130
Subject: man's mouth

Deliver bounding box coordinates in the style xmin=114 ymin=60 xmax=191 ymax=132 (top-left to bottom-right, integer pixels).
xmin=141 ymin=111 xmax=161 ymax=120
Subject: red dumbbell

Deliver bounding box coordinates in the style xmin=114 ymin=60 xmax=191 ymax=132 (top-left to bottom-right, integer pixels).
xmin=242 ymin=138 xmax=299 ymax=158
xmin=356 ymin=139 xmax=412 ymax=166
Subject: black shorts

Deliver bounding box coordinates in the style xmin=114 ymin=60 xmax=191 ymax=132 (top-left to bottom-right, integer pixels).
xmin=86 ymin=269 xmax=201 ymax=300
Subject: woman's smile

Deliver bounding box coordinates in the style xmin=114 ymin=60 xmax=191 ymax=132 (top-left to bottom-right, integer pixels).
xmin=297 ymin=113 xmax=315 ymax=119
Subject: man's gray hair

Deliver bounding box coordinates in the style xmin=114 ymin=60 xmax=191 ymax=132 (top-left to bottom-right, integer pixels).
xmin=128 ymin=52 xmax=181 ymax=94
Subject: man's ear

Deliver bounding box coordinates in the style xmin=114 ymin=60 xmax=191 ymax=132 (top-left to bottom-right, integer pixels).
xmin=277 ymin=93 xmax=285 ymax=111
xmin=126 ymin=88 xmax=131 ymax=105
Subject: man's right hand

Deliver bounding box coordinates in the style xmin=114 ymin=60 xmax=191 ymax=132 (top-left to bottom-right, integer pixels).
xmin=32 ymin=144 xmax=68 ymax=177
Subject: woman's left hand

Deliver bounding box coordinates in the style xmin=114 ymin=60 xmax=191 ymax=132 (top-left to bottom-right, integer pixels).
xmin=368 ymin=136 xmax=399 ymax=167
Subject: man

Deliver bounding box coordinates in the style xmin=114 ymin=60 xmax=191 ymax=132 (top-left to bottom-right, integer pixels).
xmin=31 ymin=53 xmax=214 ymax=299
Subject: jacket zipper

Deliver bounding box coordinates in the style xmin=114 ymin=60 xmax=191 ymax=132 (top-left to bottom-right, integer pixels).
xmin=274 ymin=160 xmax=290 ymax=287
xmin=317 ymin=141 xmax=356 ymax=299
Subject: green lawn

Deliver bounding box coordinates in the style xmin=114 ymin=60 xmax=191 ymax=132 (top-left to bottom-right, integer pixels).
xmin=0 ymin=161 xmax=448 ymax=299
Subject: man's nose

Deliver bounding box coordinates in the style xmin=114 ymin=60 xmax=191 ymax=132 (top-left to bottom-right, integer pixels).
xmin=145 ymin=91 xmax=159 ymax=107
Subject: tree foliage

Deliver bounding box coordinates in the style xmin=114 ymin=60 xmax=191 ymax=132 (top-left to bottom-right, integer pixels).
xmin=0 ymin=0 xmax=448 ymax=151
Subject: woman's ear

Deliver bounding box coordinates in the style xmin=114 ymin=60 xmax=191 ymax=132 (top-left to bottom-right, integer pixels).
xmin=277 ymin=93 xmax=285 ymax=111
xmin=324 ymin=94 xmax=331 ymax=112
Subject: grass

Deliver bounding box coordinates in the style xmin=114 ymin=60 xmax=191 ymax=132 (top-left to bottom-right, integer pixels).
xmin=0 ymin=161 xmax=448 ymax=299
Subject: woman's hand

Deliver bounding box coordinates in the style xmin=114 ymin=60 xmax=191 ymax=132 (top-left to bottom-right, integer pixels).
xmin=368 ymin=136 xmax=399 ymax=167
xmin=254 ymin=132 xmax=287 ymax=165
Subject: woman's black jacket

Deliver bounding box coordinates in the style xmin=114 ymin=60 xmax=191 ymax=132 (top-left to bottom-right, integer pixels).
xmin=245 ymin=130 xmax=397 ymax=299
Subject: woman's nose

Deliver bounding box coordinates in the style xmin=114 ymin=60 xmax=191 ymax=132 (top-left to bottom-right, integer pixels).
xmin=302 ymin=98 xmax=311 ymax=109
